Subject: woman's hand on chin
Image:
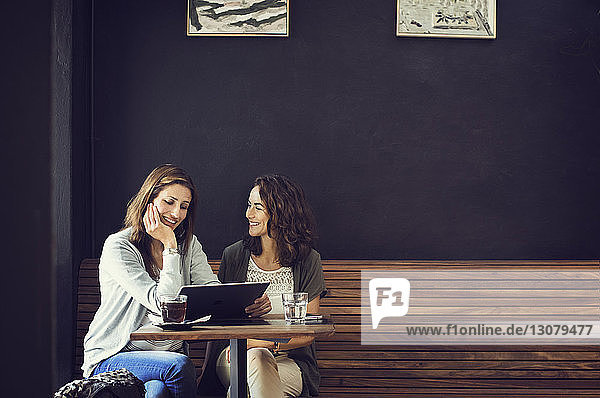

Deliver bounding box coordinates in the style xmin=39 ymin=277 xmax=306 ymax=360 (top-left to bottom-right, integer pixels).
xmin=245 ymin=294 xmax=272 ymax=317
xmin=143 ymin=203 xmax=177 ymax=249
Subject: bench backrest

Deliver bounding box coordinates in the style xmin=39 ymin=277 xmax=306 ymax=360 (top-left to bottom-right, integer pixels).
xmin=76 ymin=259 xmax=600 ymax=396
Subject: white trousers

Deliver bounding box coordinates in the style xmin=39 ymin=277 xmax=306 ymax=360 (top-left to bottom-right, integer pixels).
xmin=216 ymin=346 xmax=303 ymax=398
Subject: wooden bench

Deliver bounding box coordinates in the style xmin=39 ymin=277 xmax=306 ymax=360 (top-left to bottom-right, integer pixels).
xmin=76 ymin=259 xmax=600 ymax=397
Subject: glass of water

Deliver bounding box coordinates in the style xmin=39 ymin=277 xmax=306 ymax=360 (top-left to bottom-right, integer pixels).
xmin=282 ymin=292 xmax=308 ymax=324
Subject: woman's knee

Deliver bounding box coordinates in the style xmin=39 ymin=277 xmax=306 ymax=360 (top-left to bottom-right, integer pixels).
xmin=167 ymin=353 xmax=196 ymax=378
xmin=144 ymin=380 xmax=170 ymax=398
xmin=247 ymin=348 xmax=276 ymax=370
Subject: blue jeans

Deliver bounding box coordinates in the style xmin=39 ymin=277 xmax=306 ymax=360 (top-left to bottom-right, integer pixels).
xmin=92 ymin=351 xmax=197 ymax=398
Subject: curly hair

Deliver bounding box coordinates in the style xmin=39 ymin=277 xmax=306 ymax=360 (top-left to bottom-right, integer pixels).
xmin=123 ymin=164 xmax=197 ymax=279
xmin=243 ymin=174 xmax=316 ymax=267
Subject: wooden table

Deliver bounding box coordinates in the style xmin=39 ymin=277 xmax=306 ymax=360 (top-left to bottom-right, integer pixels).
xmin=130 ymin=316 xmax=335 ymax=397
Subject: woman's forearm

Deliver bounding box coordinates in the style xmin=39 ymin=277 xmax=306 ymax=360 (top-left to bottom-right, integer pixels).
xmin=276 ymin=336 xmax=315 ymax=351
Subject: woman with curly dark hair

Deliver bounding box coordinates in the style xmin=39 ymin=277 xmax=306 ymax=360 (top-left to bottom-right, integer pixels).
xmin=199 ymin=174 xmax=326 ymax=398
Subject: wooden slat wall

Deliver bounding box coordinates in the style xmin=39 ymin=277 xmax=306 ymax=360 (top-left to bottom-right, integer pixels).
xmin=75 ymin=259 xmax=600 ymax=397
xmin=75 ymin=258 xmax=100 ymax=378
xmin=316 ymin=261 xmax=600 ymax=397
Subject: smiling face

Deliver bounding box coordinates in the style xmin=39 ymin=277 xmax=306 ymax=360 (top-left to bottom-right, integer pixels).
xmin=246 ymin=185 xmax=270 ymax=238
xmin=152 ymin=183 xmax=192 ymax=230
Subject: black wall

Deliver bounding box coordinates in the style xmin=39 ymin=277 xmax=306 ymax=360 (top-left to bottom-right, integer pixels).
xmin=3 ymin=1 xmax=598 ymax=395
xmin=92 ymin=1 xmax=599 ymax=260
xmin=3 ymin=1 xmax=92 ymax=393
xmin=3 ymin=2 xmax=53 ymax=396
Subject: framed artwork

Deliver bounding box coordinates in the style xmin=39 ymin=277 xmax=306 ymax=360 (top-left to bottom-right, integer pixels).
xmin=187 ymin=0 xmax=289 ymax=37
xmin=397 ymin=0 xmax=496 ymax=39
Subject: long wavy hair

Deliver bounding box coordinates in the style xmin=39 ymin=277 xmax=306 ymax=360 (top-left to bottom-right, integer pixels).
xmin=243 ymin=174 xmax=316 ymax=267
xmin=123 ymin=164 xmax=197 ymax=279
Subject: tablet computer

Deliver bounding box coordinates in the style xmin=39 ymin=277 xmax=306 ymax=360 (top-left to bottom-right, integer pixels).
xmin=178 ymin=282 xmax=269 ymax=321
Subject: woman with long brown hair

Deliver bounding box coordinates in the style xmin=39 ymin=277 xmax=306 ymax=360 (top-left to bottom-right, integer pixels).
xmin=82 ymin=164 xmax=271 ymax=398
xmin=199 ymin=174 xmax=326 ymax=398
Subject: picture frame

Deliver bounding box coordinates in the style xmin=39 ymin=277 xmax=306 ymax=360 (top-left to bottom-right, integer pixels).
xmin=187 ymin=0 xmax=289 ymax=37
xmin=397 ymin=0 xmax=496 ymax=39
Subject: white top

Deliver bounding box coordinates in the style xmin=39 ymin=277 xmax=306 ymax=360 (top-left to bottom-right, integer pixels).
xmin=123 ymin=305 xmax=183 ymax=353
xmin=246 ymin=257 xmax=293 ymax=314
xmin=82 ymin=228 xmax=219 ymax=376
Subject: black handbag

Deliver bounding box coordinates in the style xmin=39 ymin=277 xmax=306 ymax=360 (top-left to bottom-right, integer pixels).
xmin=54 ymin=368 xmax=145 ymax=398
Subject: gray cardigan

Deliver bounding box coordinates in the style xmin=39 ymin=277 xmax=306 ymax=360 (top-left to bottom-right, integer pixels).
xmin=198 ymin=240 xmax=327 ymax=397
xmin=82 ymin=228 xmax=219 ymax=377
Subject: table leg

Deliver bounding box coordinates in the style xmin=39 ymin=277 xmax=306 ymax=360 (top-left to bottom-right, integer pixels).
xmin=229 ymin=338 xmax=247 ymax=398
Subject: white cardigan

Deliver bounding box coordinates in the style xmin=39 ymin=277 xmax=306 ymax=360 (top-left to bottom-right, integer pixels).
xmin=82 ymin=228 xmax=219 ymax=376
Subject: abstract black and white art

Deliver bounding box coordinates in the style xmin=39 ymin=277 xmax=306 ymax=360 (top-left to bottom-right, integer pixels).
xmin=397 ymin=0 xmax=496 ymax=39
xmin=188 ymin=0 xmax=288 ymax=36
